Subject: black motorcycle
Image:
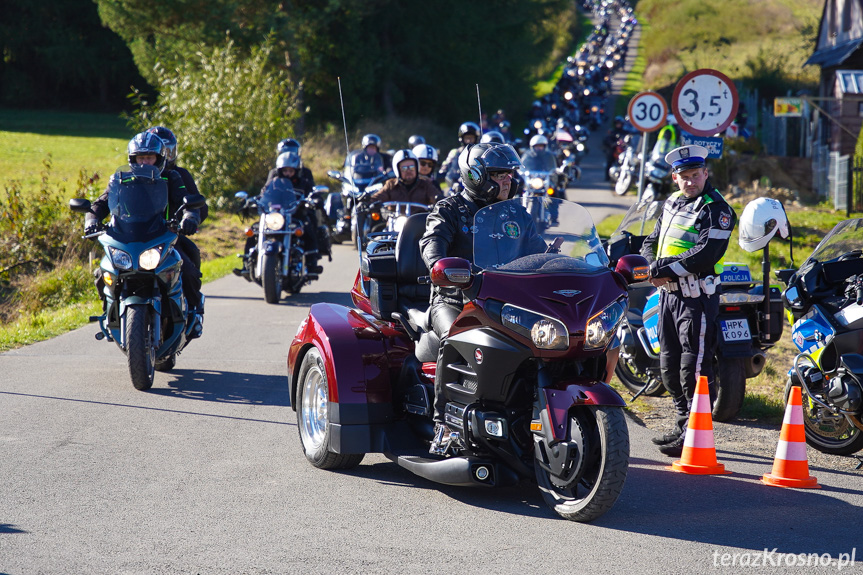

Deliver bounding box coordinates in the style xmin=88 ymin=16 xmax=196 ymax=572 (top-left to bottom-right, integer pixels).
xmin=778 ymin=218 xmax=863 ymax=455
xmin=235 ymin=179 xmax=320 ymax=304
xmin=605 ymin=199 xmax=783 ymax=421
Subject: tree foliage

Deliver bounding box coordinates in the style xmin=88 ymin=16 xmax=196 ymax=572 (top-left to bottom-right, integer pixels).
xmin=129 ymin=38 xmax=297 ymax=202
xmin=96 ymin=0 xmax=577 ymax=126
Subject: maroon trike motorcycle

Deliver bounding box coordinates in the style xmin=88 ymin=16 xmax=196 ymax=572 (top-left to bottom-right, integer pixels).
xmin=287 ymin=198 xmax=648 ymax=522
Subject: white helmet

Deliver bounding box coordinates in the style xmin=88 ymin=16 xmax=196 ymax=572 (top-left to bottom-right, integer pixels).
xmin=738 ymin=197 xmax=790 ymax=252
xmin=391 ymin=148 xmax=418 ymax=177
xmin=480 ymin=131 xmax=505 ymax=144
xmin=276 ymin=151 xmax=301 ymax=170
xmin=529 ymin=134 xmax=549 ymax=149
xmin=412 ymin=144 xmax=438 ymax=163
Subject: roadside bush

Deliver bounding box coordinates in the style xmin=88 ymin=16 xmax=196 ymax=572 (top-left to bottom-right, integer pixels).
xmin=128 ymin=36 xmax=298 ymax=206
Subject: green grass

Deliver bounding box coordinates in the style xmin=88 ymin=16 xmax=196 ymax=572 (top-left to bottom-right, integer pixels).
xmin=1 ymin=108 xmax=131 ymax=189
xmin=533 ymin=15 xmax=597 ymax=98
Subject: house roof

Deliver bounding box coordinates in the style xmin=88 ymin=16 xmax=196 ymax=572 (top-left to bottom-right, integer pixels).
xmin=806 ymin=39 xmax=863 ymax=67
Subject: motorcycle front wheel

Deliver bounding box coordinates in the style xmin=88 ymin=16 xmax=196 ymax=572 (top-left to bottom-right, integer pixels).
xmin=126 ymin=304 xmax=156 ymax=391
xmin=784 ymin=380 xmax=863 ymax=455
xmin=614 ymin=169 xmax=632 ymax=196
xmin=296 ymin=347 xmax=365 ymax=469
xmin=535 ymin=406 xmax=629 ymax=522
xmin=262 ymin=252 xmax=281 ymax=304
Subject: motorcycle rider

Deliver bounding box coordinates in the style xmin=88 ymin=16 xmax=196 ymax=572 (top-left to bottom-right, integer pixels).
xmin=639 ymin=145 xmax=737 ymax=457
xmin=602 ymin=115 xmax=626 ymax=181
xmin=420 ymin=142 xmax=546 ymax=454
xmin=86 ymin=132 xmax=205 ymax=322
xmin=438 ymin=122 xmax=480 ymax=188
xmin=146 ymin=126 xmax=207 ymax=292
xmin=408 ymin=135 xmax=426 ymax=148
xmin=520 ymin=134 xmax=562 ymax=224
xmin=276 ymin=137 xmax=317 ymax=187
xmin=235 ymin=152 xmax=324 ymax=277
xmin=370 ymin=149 xmax=441 ymax=206
xmin=412 ymin=143 xmax=444 ymax=191
xmin=349 ymin=134 xmax=391 ymax=175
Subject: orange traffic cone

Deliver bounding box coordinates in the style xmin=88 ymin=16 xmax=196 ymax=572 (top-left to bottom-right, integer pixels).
xmin=762 ymin=385 xmax=820 ymax=488
xmin=671 ymin=376 xmax=730 ymax=475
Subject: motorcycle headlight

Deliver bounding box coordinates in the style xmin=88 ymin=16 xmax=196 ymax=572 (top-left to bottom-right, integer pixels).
xmin=530 ymin=177 xmax=544 ymax=189
xmin=501 ymin=304 xmax=569 ymax=350
xmin=109 ymin=247 xmax=132 ymax=270
xmin=576 ymin=143 xmax=585 ymax=152
xmin=265 ymin=212 xmax=286 ymax=231
xmin=585 ymin=299 xmax=627 ymax=350
xmin=139 ymin=247 xmax=162 ymax=271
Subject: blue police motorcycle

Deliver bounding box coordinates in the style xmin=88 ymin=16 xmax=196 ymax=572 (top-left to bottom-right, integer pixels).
xmin=778 ymin=219 xmax=863 ymax=455
xmin=70 ymin=164 xmax=207 ymax=391
xmin=605 ymin=200 xmax=783 ymax=421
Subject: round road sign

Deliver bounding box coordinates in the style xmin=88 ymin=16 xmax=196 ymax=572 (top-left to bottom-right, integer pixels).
xmin=627 ymin=91 xmax=668 ymax=133
xmin=671 ymin=69 xmax=739 ymax=137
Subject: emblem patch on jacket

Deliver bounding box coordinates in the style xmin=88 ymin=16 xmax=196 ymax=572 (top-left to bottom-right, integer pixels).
xmin=719 ymin=211 xmax=732 ymax=229
xmin=503 ymin=221 xmax=521 ymax=238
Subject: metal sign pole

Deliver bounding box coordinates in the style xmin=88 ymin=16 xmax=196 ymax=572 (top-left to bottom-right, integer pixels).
xmin=636 ymin=131 xmax=648 ymax=202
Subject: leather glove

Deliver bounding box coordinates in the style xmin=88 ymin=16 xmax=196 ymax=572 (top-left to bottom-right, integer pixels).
xmin=84 ymin=220 xmax=100 ymax=235
xmin=180 ymin=216 xmax=198 ymax=235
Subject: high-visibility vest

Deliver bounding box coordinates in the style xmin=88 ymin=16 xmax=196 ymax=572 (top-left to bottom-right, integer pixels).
xmin=656 ymin=189 xmax=726 ymax=274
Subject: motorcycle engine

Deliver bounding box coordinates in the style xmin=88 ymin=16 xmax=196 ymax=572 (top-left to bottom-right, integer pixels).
xmin=827 ymin=371 xmax=863 ymax=413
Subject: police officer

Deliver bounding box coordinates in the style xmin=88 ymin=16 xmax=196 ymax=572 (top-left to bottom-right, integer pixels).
xmin=640 ymin=144 xmax=737 ymax=457
xmin=420 ymin=142 xmax=545 ymax=454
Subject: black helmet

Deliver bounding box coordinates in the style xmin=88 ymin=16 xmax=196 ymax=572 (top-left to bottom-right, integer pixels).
xmin=457 ymin=122 xmax=480 ymax=144
xmin=408 ymin=134 xmax=426 ymax=148
xmin=458 ymin=143 xmax=523 ymax=204
xmin=127 ymin=132 xmax=166 ymax=174
xmin=277 ymin=137 xmax=301 ymax=156
xmin=361 ymin=134 xmax=381 ymax=150
xmin=146 ymin=126 xmax=177 ymax=167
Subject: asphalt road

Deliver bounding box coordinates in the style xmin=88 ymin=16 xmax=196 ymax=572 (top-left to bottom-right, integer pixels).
xmin=2 ymin=185 xmax=861 ymax=574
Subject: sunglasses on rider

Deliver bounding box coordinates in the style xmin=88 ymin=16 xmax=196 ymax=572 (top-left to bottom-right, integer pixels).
xmin=399 ymin=164 xmax=417 ymax=172
xmin=419 ymin=160 xmax=435 ymax=168
xmin=488 ymin=171 xmax=513 ymax=181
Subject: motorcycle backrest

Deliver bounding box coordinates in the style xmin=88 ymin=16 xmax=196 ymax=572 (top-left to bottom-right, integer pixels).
xmin=394 ymin=213 xmax=431 ymax=308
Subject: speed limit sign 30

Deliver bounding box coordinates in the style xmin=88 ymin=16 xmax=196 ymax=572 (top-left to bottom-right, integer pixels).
xmin=627 ymin=91 xmax=668 ymax=133
xmin=671 ymin=69 xmax=739 ymax=137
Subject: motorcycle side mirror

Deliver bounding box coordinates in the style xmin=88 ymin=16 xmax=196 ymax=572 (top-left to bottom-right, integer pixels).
xmin=183 ymin=194 xmax=207 ymax=210
xmin=235 ymin=191 xmax=249 ymax=201
xmin=312 ymin=185 xmax=329 ymax=195
xmin=430 ymin=257 xmax=473 ymax=288
xmin=615 ymin=254 xmax=650 ymax=284
xmin=69 ymin=198 xmax=91 ymax=213
xmin=775 ymin=268 xmax=796 ymax=284
xmin=327 ymin=170 xmax=343 ymax=181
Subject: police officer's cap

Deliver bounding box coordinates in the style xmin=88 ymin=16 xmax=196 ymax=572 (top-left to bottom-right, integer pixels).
xmin=665 ymin=144 xmax=709 ymax=173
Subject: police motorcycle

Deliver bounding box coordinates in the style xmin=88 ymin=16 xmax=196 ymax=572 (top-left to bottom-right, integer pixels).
xmin=778 ymin=217 xmax=863 ymax=455
xmin=287 ymin=197 xmax=650 ymax=522
xmin=325 ymin=152 xmax=392 ymax=245
xmin=605 ymin=198 xmax=784 ymax=421
xmin=641 ymin=151 xmax=674 ymax=203
xmin=69 ymin=164 xmax=207 ymax=391
xmin=519 ymin=153 xmax=568 ymax=233
xmin=234 ymin=178 xmax=319 ymax=304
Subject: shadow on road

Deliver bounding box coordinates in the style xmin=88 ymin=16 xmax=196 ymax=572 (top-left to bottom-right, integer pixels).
xmin=206 ymin=290 xmax=353 ymax=308
xmin=597 ymin=459 xmax=860 ymax=555
xmin=150 ymin=368 xmax=291 ymax=408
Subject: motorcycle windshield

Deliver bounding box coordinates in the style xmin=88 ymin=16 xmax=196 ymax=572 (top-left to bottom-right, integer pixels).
xmin=473 ymin=198 xmax=609 ymax=273
xmin=805 ymin=218 xmax=863 ymax=263
xmin=106 ymin=164 xmax=169 ymax=239
xmin=345 ymin=152 xmax=384 ymax=190
xmin=611 ymin=198 xmax=663 ymax=238
xmin=521 ymin=152 xmax=557 ymax=173
xmin=259 ymin=179 xmax=301 ymax=213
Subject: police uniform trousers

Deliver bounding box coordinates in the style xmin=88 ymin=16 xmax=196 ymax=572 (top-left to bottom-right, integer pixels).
xmin=657 ymin=287 xmax=719 ymax=433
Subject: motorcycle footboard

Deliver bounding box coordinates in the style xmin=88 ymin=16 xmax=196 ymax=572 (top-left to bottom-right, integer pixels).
xmin=394 ymin=455 xmax=519 ymax=488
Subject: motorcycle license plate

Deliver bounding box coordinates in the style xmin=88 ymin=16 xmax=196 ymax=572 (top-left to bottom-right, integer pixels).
xmin=721 ymin=319 xmax=751 ymax=342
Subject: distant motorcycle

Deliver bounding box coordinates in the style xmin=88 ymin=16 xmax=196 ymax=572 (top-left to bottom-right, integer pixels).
xmin=326 ymin=166 xmax=394 ymax=250
xmin=612 ymin=134 xmax=640 ymax=196
xmin=69 ymin=164 xmax=207 ymax=391
xmin=235 ymin=179 xmax=321 ymax=304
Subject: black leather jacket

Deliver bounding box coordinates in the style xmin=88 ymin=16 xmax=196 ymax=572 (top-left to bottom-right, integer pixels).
xmin=420 ymin=191 xmax=485 ymax=304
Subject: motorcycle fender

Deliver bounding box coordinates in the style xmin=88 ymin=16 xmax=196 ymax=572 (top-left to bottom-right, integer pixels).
xmin=119 ymin=295 xmax=160 ymax=319
xmin=287 ymin=303 xmax=409 ymax=426
xmin=542 ymin=382 xmax=625 ymax=442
